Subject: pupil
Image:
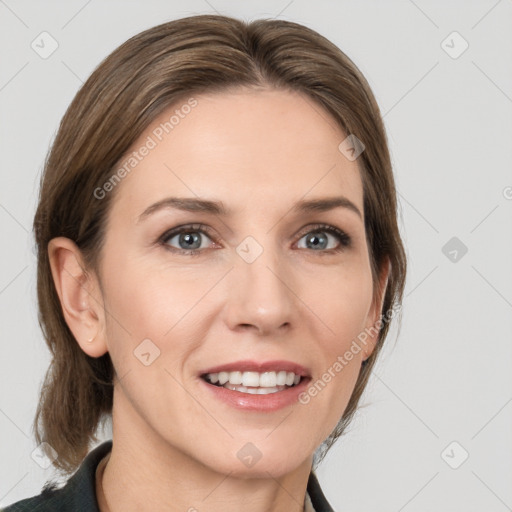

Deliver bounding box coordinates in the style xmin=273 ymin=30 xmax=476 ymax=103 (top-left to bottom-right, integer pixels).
xmin=307 ymin=232 xmax=327 ymax=250
xmin=180 ymin=232 xmax=200 ymax=249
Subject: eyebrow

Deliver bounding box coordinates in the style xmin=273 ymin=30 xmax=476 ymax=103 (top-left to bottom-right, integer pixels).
xmin=137 ymin=195 xmax=362 ymax=223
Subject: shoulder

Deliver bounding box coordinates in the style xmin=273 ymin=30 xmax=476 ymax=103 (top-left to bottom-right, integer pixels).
xmin=1 ymin=481 xmax=60 ymax=511
xmin=1 ymin=441 xmax=113 ymax=512
xmin=1 ymin=481 xmax=67 ymax=511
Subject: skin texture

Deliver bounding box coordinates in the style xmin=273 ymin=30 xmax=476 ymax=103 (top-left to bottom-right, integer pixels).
xmin=49 ymin=88 xmax=389 ymax=512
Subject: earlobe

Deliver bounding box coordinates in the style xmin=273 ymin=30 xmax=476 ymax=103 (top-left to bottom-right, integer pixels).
xmin=48 ymin=237 xmax=108 ymax=358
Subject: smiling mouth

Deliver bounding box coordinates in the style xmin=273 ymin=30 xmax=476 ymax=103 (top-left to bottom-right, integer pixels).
xmin=201 ymin=370 xmax=304 ymax=395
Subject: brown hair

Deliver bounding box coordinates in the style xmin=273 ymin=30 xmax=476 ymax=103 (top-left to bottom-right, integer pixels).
xmin=33 ymin=13 xmax=406 ymax=475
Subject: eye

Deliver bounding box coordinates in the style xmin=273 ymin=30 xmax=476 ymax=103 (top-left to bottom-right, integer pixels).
xmin=159 ymin=224 xmax=216 ymax=255
xmin=296 ymin=224 xmax=351 ymax=252
xmin=158 ymin=222 xmax=351 ymax=256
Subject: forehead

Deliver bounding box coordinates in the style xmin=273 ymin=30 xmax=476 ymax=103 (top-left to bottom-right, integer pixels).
xmin=110 ymin=88 xmax=363 ymax=220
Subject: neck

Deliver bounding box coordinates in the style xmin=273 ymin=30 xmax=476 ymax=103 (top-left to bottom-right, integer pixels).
xmin=100 ymin=387 xmax=313 ymax=512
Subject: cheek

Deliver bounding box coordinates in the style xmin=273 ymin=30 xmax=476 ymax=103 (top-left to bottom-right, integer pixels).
xmin=304 ymin=264 xmax=373 ymax=406
xmin=314 ymin=262 xmax=374 ymax=344
xmin=100 ymin=253 xmax=221 ymax=374
xmin=98 ymin=253 xmax=168 ymax=366
xmin=101 ymin=252 xmax=193 ymax=331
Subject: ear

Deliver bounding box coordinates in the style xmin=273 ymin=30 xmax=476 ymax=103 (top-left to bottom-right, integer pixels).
xmin=48 ymin=237 xmax=107 ymax=358
xmin=362 ymin=257 xmax=391 ymax=362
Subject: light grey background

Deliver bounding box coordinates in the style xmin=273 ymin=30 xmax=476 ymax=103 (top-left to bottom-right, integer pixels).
xmin=1 ymin=1 xmax=511 ymax=510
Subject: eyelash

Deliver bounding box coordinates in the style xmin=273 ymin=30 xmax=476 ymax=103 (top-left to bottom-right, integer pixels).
xmin=158 ymin=223 xmax=352 ymax=257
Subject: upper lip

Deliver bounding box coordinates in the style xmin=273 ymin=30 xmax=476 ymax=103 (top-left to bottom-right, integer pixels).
xmin=200 ymin=360 xmax=310 ymax=377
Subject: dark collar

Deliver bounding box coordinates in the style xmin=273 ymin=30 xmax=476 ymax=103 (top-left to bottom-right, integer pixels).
xmin=1 ymin=441 xmax=112 ymax=511
xmin=4 ymin=440 xmax=335 ymax=511
xmin=307 ymin=470 xmax=335 ymax=512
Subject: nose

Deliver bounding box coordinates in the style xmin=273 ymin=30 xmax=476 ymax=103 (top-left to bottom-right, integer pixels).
xmin=223 ymin=244 xmax=298 ymax=337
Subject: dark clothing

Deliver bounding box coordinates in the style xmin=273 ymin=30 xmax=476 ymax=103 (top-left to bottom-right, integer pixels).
xmin=2 ymin=440 xmax=335 ymax=511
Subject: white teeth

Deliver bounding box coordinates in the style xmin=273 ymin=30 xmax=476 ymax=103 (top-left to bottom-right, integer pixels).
xmin=228 ymin=371 xmax=243 ymax=385
xmin=225 ymin=384 xmax=248 ymax=392
xmin=257 ymin=387 xmax=279 ymax=394
xmin=276 ymin=371 xmax=287 ymax=386
xmin=223 ymin=384 xmax=285 ymax=394
xmin=259 ymin=372 xmax=276 ymax=387
xmin=204 ymin=370 xmax=302 ymax=391
xmin=242 ymin=371 xmax=260 ymax=387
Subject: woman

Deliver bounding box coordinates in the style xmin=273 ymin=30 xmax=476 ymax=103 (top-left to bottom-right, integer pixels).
xmin=3 ymin=14 xmax=406 ymax=512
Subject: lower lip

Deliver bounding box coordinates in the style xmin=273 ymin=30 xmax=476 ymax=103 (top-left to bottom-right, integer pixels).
xmin=199 ymin=377 xmax=310 ymax=412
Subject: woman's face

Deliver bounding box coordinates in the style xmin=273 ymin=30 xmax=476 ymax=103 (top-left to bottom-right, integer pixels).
xmin=94 ymin=88 xmax=384 ymax=477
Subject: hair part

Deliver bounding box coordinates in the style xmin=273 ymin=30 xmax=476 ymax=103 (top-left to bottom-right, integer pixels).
xmin=33 ymin=13 xmax=406 ymax=474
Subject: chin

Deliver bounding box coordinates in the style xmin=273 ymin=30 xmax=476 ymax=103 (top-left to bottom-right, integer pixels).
xmin=223 ymin=454 xmax=308 ymax=480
